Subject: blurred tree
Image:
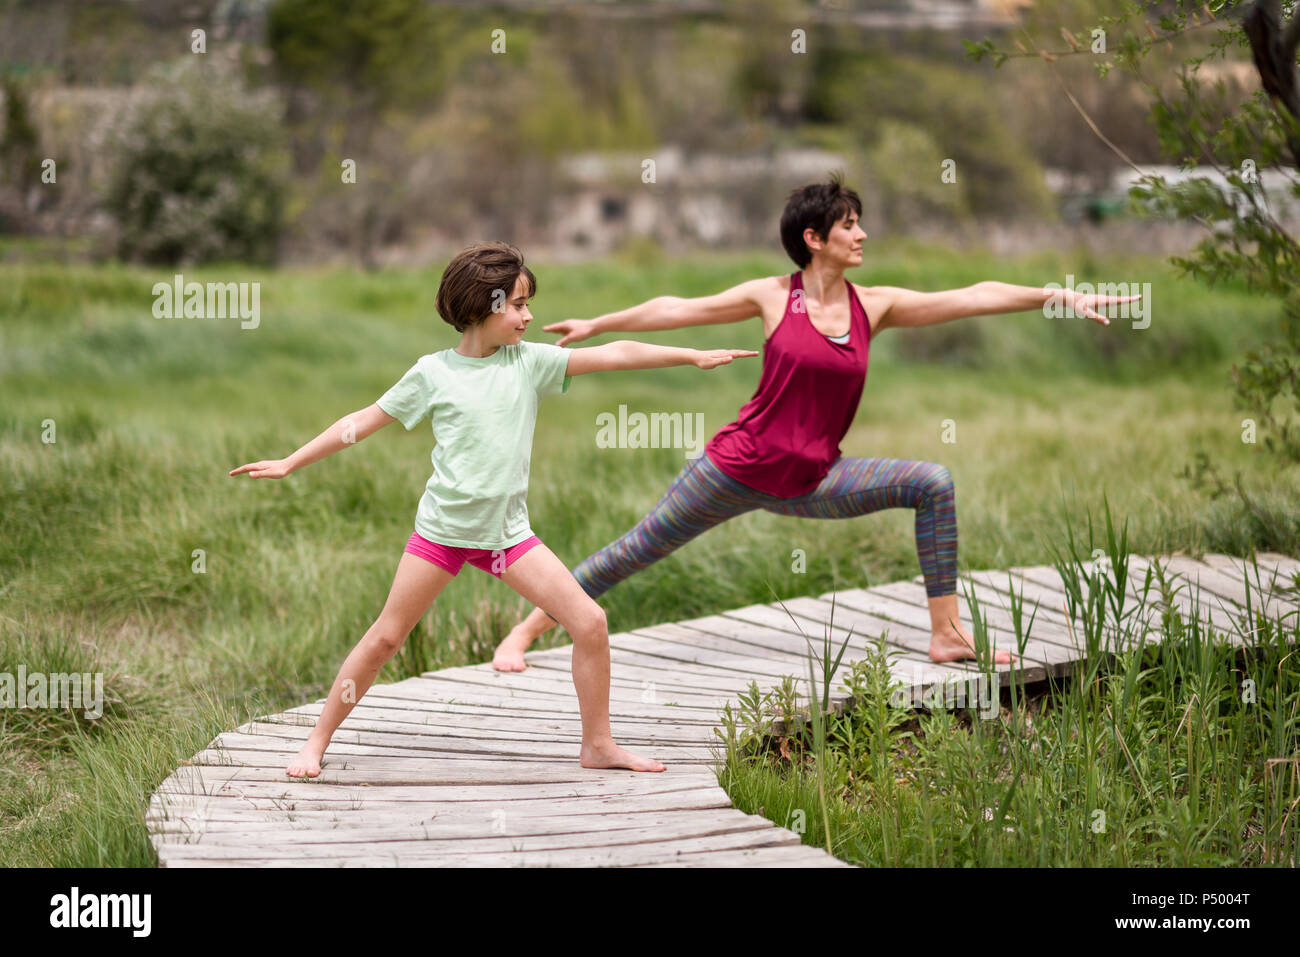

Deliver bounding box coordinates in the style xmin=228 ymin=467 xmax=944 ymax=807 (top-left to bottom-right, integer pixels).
xmin=0 ymin=73 xmax=45 ymax=234
xmin=967 ymin=0 xmax=1300 ymax=549
xmin=267 ymin=0 xmax=452 ymax=269
xmin=1 ymin=74 xmax=42 ymax=186
xmin=808 ymin=49 xmax=1057 ymax=221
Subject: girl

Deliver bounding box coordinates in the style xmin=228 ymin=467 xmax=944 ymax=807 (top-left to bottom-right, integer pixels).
xmin=492 ymin=174 xmax=1137 ymax=672
xmin=230 ymin=241 xmax=756 ymax=777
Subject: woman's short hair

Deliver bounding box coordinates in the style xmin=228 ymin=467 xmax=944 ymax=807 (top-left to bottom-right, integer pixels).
xmin=436 ymin=241 xmax=537 ymax=332
xmin=779 ymin=173 xmax=863 ymax=268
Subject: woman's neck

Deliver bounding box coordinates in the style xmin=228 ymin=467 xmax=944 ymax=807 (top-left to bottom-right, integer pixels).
xmin=801 ymin=261 xmax=846 ymax=304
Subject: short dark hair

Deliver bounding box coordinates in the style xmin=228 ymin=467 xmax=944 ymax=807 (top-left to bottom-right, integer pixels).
xmin=779 ymin=173 xmax=863 ymax=268
xmin=436 ymin=241 xmax=537 ymax=333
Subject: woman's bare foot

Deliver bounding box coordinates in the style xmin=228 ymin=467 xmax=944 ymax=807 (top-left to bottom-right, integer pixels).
xmin=929 ymin=625 xmax=1015 ymax=664
xmin=286 ymin=740 xmax=326 ymax=778
xmin=492 ymin=607 xmax=558 ymax=672
xmin=492 ymin=626 xmax=534 ymax=672
xmin=580 ymin=740 xmax=666 ymax=772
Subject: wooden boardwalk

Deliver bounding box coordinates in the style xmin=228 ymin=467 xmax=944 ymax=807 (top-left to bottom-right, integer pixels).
xmin=147 ymin=551 xmax=1299 ymax=867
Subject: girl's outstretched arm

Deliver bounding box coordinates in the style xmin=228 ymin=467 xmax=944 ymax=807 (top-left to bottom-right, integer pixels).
xmin=564 ymin=341 xmax=758 ymax=377
xmin=229 ymin=403 xmax=397 ymax=479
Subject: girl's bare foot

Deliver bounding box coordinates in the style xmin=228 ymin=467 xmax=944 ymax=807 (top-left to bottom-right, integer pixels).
xmin=492 ymin=626 xmax=534 ymax=672
xmin=286 ymin=740 xmax=326 ymax=778
xmin=580 ymin=740 xmax=666 ymax=772
xmin=929 ymin=625 xmax=1015 ymax=664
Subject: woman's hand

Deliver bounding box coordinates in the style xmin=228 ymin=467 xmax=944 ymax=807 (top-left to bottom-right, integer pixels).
xmin=229 ymin=459 xmax=293 ymax=479
xmin=1064 ymin=288 xmax=1142 ymax=325
xmin=543 ymin=319 xmax=598 ymax=346
xmin=692 ymin=348 xmax=760 ymax=369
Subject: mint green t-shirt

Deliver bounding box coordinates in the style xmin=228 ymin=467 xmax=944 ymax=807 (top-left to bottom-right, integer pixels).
xmin=377 ymin=341 xmax=572 ymax=549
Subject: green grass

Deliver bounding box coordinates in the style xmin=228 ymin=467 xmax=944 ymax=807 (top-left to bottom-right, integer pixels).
xmin=714 ymin=511 xmax=1300 ymax=866
xmin=1 ymin=243 xmax=1297 ymax=865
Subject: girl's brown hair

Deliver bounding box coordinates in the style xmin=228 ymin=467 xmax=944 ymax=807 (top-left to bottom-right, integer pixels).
xmin=436 ymin=241 xmax=537 ymax=332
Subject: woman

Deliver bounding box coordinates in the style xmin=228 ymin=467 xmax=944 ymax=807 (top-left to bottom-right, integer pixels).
xmin=493 ymin=175 xmax=1129 ymax=671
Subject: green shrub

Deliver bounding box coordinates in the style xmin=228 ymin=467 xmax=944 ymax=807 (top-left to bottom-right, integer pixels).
xmin=103 ymin=58 xmax=288 ymax=266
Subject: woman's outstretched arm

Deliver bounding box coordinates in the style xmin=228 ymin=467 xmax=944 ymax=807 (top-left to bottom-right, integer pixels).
xmin=544 ymin=277 xmax=777 ymax=345
xmin=871 ymin=281 xmax=1139 ymax=331
xmin=229 ymin=403 xmax=397 ymax=479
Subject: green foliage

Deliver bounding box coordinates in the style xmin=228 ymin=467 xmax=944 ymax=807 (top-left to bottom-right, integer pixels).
xmin=0 ymin=73 xmax=42 ymax=187
xmin=809 ymin=50 xmax=1056 ymax=220
xmin=718 ymin=500 xmax=1300 ymax=866
xmin=103 ymin=58 xmax=288 ymax=266
xmin=973 ymin=1 xmax=1300 ymax=484
xmin=267 ymin=0 xmax=447 ymax=110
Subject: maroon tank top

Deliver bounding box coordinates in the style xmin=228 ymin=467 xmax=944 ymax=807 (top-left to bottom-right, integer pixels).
xmin=705 ymin=272 xmax=871 ymax=496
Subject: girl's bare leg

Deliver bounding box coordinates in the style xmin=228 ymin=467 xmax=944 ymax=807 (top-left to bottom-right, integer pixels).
xmin=500 ymin=543 xmax=665 ymax=772
xmin=286 ymin=553 xmax=455 ymax=777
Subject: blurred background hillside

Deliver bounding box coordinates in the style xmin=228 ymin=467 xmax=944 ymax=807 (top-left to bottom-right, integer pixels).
xmin=1 ymin=0 xmax=1282 ymax=267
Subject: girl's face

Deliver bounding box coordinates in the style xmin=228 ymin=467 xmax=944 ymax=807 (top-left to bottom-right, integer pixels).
xmin=483 ymin=273 xmax=534 ymax=345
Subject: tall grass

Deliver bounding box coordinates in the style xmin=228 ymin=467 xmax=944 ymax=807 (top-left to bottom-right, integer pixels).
xmin=716 ymin=501 xmax=1300 ymax=866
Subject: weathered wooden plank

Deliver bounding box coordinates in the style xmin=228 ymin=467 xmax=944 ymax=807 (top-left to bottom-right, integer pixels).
xmin=183 ymin=748 xmax=722 ymax=782
xmin=806 ymin=591 xmax=1067 ymax=678
xmin=1005 ymin=563 xmax=1171 ymax=641
xmin=523 ymin=645 xmax=783 ymax=691
xmin=629 ymin=622 xmax=816 ymax=670
xmin=1127 ymin=556 xmax=1256 ymax=642
xmin=222 ymin=720 xmax=715 ymax=765
xmin=157 ymin=828 xmax=803 ymax=867
xmin=641 ymin=843 xmax=852 ymax=868
xmin=154 ymin=814 xmax=781 ymax=860
xmin=1257 ymin=552 xmax=1300 ymax=580
xmin=853 ymin=580 xmax=1093 ymax=665
xmin=151 ymin=807 xmax=764 ymax=844
xmin=606 ymin=632 xmax=818 ymax=680
xmin=273 ymin=700 xmax=714 ymax=744
xmin=238 ymin=708 xmax=714 ymax=746
xmin=426 ymin=664 xmax=744 ymax=700
xmin=765 ymin=593 xmax=1031 ymax=679
xmin=148 ymin=785 xmax=733 ymax=820
xmin=414 ymin=668 xmax=734 ymax=709
xmin=511 ymin=647 xmax=790 ymax=694
xmin=720 ymin=599 xmax=979 ymax=676
xmin=868 ymin=578 xmax=1080 ymax=650
xmin=1188 ymin=553 xmax=1300 ymax=620
xmin=673 ymin=610 xmax=894 ymax=658
xmin=360 ymin=682 xmax=722 ymax=724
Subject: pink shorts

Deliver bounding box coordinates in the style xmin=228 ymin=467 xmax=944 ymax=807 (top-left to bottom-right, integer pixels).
xmin=404 ymin=530 xmax=543 ymax=578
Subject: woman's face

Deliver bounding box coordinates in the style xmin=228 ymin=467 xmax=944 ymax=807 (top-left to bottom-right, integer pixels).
xmin=807 ymin=210 xmax=867 ymax=268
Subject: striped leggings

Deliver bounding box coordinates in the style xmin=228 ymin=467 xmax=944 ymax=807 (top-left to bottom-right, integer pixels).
xmin=547 ymin=451 xmax=958 ymax=619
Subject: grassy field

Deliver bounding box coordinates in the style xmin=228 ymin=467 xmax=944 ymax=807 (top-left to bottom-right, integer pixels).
xmin=1 ymin=241 xmax=1297 ymax=866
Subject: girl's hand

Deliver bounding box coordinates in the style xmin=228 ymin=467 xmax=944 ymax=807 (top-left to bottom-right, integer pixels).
xmin=229 ymin=459 xmax=292 ymax=479
xmin=543 ymin=319 xmax=597 ymax=346
xmin=1064 ymin=288 xmax=1142 ymax=326
xmin=692 ymin=348 xmax=760 ymax=370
